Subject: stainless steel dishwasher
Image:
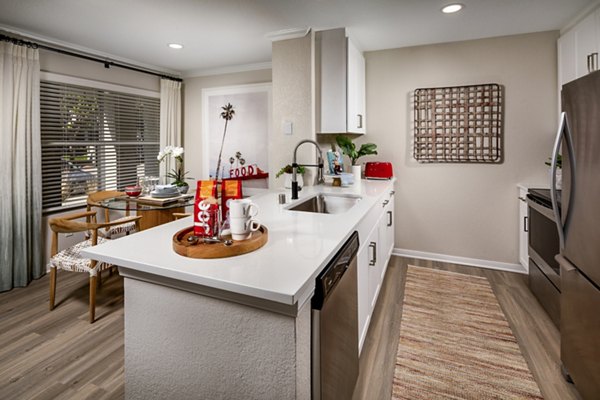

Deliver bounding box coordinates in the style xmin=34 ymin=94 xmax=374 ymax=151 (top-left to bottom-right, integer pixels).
xmin=312 ymin=231 xmax=359 ymax=400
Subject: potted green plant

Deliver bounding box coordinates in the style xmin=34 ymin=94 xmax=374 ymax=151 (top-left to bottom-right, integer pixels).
xmin=335 ymin=135 xmax=378 ymax=181
xmin=158 ymin=146 xmax=192 ymax=193
xmin=276 ymin=164 xmax=306 ymax=189
xmin=545 ymin=154 xmax=562 ymax=169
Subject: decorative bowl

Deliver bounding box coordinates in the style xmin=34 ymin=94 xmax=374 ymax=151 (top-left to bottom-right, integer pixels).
xmin=125 ymin=186 xmax=143 ymax=197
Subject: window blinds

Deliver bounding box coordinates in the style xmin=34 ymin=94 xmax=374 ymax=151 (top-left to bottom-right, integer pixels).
xmin=40 ymin=80 xmax=160 ymax=212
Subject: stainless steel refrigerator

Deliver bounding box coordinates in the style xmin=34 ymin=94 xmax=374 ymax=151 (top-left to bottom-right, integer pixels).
xmin=551 ymin=70 xmax=600 ymax=400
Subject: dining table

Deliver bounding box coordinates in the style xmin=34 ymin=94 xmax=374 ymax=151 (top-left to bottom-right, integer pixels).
xmin=98 ymin=193 xmax=195 ymax=231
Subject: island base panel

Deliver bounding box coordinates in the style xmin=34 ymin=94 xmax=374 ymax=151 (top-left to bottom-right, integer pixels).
xmin=123 ymin=277 xmax=310 ymax=400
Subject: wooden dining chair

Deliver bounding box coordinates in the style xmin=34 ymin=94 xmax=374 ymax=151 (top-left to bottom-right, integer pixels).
xmin=86 ymin=190 xmax=142 ymax=282
xmin=172 ymin=212 xmax=191 ymax=220
xmin=48 ymin=210 xmax=142 ymax=323
xmin=86 ymin=190 xmax=139 ymax=238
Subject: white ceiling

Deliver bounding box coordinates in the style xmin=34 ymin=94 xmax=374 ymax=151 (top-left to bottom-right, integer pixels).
xmin=0 ymin=0 xmax=595 ymax=77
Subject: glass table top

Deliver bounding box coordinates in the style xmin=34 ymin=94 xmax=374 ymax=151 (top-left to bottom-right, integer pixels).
xmin=99 ymin=194 xmax=195 ymax=211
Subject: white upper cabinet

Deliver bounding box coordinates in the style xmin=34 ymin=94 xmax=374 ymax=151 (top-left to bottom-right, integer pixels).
xmin=558 ymin=28 xmax=577 ymax=87
xmin=316 ymin=28 xmax=366 ymax=134
xmin=558 ymin=8 xmax=600 ymax=88
xmin=575 ymin=12 xmax=599 ymax=77
xmin=346 ymin=38 xmax=366 ymax=134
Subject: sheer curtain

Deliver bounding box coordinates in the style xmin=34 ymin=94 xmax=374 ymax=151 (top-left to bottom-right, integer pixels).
xmin=159 ymin=79 xmax=182 ymax=178
xmin=0 ymin=43 xmax=43 ymax=292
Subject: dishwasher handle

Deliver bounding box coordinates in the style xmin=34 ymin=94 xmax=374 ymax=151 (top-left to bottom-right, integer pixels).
xmin=312 ymin=231 xmax=360 ymax=309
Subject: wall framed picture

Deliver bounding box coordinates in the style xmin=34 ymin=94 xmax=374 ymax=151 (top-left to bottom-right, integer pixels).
xmin=201 ymin=83 xmax=272 ymax=183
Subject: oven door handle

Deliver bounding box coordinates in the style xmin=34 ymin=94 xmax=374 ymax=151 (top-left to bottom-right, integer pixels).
xmin=527 ymin=198 xmax=555 ymax=221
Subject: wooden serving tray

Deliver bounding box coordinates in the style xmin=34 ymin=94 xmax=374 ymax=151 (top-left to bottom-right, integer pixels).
xmin=172 ymin=226 xmax=268 ymax=259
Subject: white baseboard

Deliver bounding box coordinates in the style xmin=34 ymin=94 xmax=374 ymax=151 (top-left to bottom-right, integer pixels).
xmin=392 ymin=248 xmax=527 ymax=275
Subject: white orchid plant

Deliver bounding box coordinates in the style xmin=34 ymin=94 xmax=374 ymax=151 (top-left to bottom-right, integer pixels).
xmin=157 ymin=145 xmax=190 ymax=186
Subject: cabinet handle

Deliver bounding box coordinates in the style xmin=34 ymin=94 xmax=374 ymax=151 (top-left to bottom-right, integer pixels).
xmin=390 ymin=190 xmax=395 ymax=195
xmin=387 ymin=211 xmax=392 ymax=227
xmin=518 ymin=196 xmax=526 ymax=202
xmin=593 ymin=53 xmax=598 ymax=72
xmin=524 ymin=216 xmax=528 ymax=233
xmin=588 ymin=54 xmax=592 ymax=74
xmin=382 ymin=199 xmax=389 ymax=207
xmin=357 ymin=114 xmax=363 ymax=129
xmin=369 ymin=242 xmax=377 ymax=266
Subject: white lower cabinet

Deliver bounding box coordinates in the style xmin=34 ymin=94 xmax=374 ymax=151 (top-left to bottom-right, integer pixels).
xmin=518 ymin=186 xmax=529 ymax=271
xmin=367 ymin=221 xmax=381 ymax=313
xmin=380 ymin=193 xmax=395 ymax=269
xmin=357 ymin=189 xmax=395 ymax=353
xmin=358 ymin=222 xmax=377 ymax=350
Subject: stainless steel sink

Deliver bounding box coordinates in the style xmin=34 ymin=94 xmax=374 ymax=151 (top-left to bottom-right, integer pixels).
xmin=287 ymin=193 xmax=361 ymax=214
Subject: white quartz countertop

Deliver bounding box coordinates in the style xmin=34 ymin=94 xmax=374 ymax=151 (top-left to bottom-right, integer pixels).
xmin=82 ymin=179 xmax=395 ymax=306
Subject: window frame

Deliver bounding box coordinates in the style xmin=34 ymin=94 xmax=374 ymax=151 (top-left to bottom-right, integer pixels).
xmin=40 ymin=72 xmax=160 ymax=214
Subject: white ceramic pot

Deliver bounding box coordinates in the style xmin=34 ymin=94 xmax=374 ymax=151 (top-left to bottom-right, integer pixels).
xmin=352 ymin=165 xmax=362 ymax=185
xmin=550 ymin=168 xmax=562 ymax=190
xmin=176 ymin=183 xmax=189 ymax=194
xmin=284 ymin=173 xmax=303 ymax=189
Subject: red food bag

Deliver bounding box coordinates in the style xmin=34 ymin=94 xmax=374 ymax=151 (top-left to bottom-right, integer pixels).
xmin=221 ymin=180 xmax=243 ymax=221
xmin=194 ymin=180 xmax=219 ymax=237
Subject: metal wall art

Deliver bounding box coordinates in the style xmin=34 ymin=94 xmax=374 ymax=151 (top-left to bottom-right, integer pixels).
xmin=413 ymin=83 xmax=503 ymax=163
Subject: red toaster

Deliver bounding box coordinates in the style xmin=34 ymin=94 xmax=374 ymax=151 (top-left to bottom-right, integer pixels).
xmin=364 ymin=162 xmax=394 ymax=180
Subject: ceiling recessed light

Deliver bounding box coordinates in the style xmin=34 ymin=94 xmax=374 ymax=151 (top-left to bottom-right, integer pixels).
xmin=168 ymin=43 xmax=184 ymax=50
xmin=441 ymin=3 xmax=464 ymax=14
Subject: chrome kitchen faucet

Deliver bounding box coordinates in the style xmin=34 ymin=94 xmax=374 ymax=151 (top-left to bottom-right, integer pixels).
xmin=291 ymin=139 xmax=324 ymax=200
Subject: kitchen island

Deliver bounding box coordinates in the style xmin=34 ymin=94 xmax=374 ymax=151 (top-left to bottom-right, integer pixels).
xmin=82 ymin=179 xmax=396 ymax=400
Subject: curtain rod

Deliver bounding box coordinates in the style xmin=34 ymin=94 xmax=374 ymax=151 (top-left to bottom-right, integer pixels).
xmin=0 ymin=33 xmax=183 ymax=82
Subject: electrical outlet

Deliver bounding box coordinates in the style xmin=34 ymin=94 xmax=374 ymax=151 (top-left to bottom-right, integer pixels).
xmin=283 ymin=121 xmax=293 ymax=135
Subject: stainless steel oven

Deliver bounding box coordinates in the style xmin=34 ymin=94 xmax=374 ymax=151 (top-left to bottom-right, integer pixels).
xmin=527 ymin=189 xmax=561 ymax=327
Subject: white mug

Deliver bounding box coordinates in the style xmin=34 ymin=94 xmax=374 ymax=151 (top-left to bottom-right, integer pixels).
xmin=230 ymin=217 xmax=260 ymax=241
xmin=229 ymin=198 xmax=259 ymax=219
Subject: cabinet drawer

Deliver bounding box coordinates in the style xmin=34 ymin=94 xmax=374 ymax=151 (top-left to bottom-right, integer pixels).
xmin=529 ymin=258 xmax=560 ymax=327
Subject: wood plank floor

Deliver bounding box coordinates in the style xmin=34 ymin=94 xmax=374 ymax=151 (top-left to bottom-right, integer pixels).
xmin=0 ymin=270 xmax=125 ymax=399
xmin=0 ymin=257 xmax=581 ymax=399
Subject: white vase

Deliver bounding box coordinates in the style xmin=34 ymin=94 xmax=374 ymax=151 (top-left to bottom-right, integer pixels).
xmin=352 ymin=165 xmax=362 ymax=185
xmin=551 ymin=168 xmax=562 ymax=190
xmin=284 ymin=173 xmax=303 ymax=189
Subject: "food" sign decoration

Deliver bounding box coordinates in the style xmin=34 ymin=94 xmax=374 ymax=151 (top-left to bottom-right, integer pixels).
xmin=229 ymin=164 xmax=260 ymax=178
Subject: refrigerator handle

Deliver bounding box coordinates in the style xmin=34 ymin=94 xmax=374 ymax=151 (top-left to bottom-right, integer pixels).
xmin=551 ymin=112 xmax=576 ymax=251
xmin=551 ymin=113 xmax=565 ymax=249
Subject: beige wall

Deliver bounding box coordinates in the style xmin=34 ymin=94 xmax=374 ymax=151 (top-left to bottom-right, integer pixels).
xmin=364 ymin=31 xmax=559 ymax=265
xmin=183 ymin=69 xmax=272 ymax=181
xmin=40 ymin=31 xmax=559 ymax=268
xmin=270 ymin=33 xmax=318 ymax=188
xmin=40 ymin=49 xmax=160 ymax=91
xmin=183 ymin=33 xmax=320 ymax=189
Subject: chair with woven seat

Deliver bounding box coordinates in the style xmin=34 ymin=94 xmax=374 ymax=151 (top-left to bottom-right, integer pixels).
xmin=48 ymin=210 xmax=142 ymax=323
xmin=86 ymin=190 xmax=139 ymax=238
xmin=87 ymin=190 xmax=141 ymax=282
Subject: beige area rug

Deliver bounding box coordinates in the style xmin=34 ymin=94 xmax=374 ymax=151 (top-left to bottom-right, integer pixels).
xmin=392 ymin=266 xmax=543 ymax=400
